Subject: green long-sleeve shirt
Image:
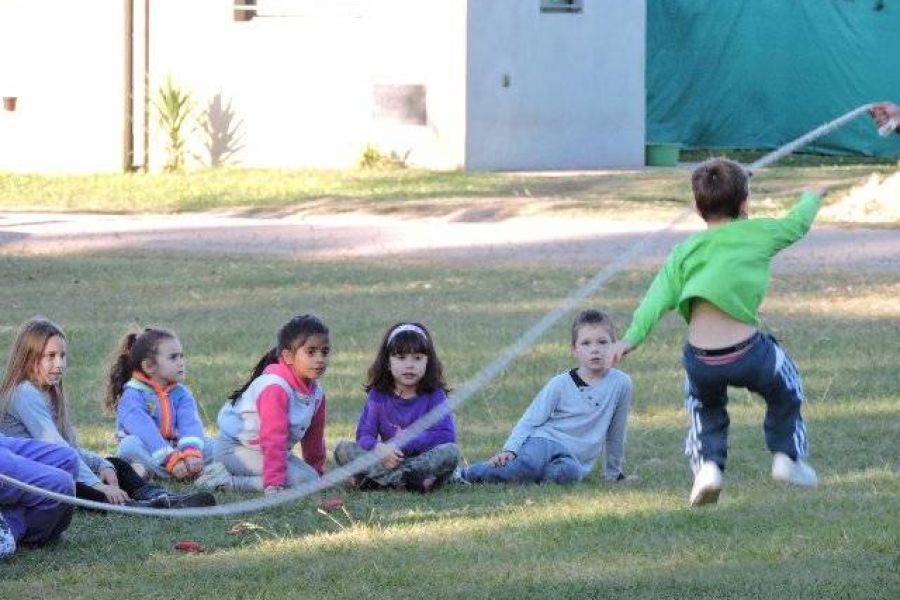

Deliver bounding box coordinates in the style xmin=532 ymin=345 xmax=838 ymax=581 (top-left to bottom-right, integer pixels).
xmin=623 ymin=192 xmax=822 ymax=345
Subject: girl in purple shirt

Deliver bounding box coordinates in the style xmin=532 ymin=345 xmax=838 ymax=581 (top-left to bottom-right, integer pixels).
xmin=334 ymin=322 xmax=459 ymax=493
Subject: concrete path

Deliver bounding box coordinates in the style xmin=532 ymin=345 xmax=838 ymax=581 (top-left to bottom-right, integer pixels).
xmin=0 ymin=211 xmax=897 ymax=272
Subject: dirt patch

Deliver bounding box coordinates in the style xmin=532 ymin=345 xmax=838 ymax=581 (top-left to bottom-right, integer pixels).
xmin=820 ymin=171 xmax=900 ymax=224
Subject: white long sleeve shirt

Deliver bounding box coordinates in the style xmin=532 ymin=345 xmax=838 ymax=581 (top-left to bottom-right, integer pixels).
xmin=503 ymin=368 xmax=632 ymax=477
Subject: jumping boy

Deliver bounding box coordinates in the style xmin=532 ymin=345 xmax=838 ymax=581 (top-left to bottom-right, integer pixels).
xmin=610 ymin=158 xmax=822 ymax=506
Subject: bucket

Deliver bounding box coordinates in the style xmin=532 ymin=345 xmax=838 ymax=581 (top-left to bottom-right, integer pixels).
xmin=645 ymin=143 xmax=680 ymax=166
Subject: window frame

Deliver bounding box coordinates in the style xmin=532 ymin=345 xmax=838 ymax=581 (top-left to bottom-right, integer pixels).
xmin=540 ymin=0 xmax=583 ymax=14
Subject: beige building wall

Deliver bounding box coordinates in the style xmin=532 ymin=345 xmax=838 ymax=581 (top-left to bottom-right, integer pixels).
xmin=0 ymin=0 xmax=468 ymax=173
xmin=0 ymin=0 xmax=124 ymax=173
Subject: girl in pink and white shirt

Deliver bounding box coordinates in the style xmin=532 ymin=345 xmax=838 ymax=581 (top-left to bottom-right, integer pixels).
xmin=199 ymin=315 xmax=329 ymax=493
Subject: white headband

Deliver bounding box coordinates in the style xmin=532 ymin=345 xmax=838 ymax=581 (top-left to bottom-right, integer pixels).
xmin=388 ymin=324 xmax=427 ymax=344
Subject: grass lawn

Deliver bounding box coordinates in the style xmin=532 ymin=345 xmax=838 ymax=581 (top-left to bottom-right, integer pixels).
xmin=0 ymin=247 xmax=896 ymax=599
xmin=1 ymin=154 xmax=897 ymax=218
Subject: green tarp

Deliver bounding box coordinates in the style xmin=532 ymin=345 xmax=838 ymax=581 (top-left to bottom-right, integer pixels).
xmin=647 ymin=0 xmax=900 ymax=156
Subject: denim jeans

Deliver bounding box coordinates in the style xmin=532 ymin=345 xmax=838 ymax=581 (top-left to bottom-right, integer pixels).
xmin=682 ymin=333 xmax=809 ymax=473
xmin=464 ymin=437 xmax=582 ymax=485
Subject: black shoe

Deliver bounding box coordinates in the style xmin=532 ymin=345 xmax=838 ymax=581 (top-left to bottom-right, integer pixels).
xmin=126 ymin=496 xmax=171 ymax=509
xmin=165 ymin=491 xmax=216 ymax=508
xmin=128 ymin=486 xmax=216 ymax=509
xmin=130 ymin=484 xmax=168 ymax=503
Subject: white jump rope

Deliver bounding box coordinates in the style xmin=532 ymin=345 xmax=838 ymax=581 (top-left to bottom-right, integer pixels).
xmin=0 ymin=104 xmax=882 ymax=518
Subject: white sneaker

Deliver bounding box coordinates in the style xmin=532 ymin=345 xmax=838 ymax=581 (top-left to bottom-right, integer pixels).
xmin=194 ymin=462 xmax=233 ymax=490
xmin=0 ymin=513 xmax=15 ymax=559
xmin=689 ymin=461 xmax=723 ymax=507
xmin=771 ymin=452 xmax=818 ymax=487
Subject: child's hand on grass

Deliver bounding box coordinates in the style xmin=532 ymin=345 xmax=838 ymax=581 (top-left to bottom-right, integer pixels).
xmin=93 ymin=483 xmax=129 ymax=505
xmin=489 ymin=451 xmax=516 ymax=467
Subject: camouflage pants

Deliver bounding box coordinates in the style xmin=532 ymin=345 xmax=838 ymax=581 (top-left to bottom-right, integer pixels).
xmin=333 ymin=441 xmax=460 ymax=489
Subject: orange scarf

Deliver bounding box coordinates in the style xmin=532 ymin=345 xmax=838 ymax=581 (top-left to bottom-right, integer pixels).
xmin=131 ymin=371 xmax=177 ymax=440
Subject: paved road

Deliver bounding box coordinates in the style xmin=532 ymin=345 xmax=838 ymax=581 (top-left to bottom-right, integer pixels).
xmin=0 ymin=211 xmax=897 ymax=272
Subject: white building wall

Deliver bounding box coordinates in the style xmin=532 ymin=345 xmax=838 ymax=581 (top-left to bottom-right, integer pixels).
xmin=465 ymin=0 xmax=645 ymax=171
xmin=146 ymin=0 xmax=469 ymax=171
xmin=0 ymin=0 xmax=123 ymax=173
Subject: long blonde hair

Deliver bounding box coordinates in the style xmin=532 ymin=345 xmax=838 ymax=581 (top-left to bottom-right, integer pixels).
xmin=0 ymin=317 xmax=76 ymax=444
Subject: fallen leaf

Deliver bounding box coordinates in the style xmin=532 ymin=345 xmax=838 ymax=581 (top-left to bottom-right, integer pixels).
xmin=318 ymin=497 xmax=345 ymax=511
xmin=174 ymin=540 xmax=205 ymax=553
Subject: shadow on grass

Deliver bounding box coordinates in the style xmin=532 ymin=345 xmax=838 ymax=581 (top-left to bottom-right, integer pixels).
xmin=3 ymin=464 xmax=896 ymax=599
xmin=0 ymin=252 xmax=896 ymax=598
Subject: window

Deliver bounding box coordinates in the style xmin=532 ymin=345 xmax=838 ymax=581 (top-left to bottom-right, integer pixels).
xmin=233 ymin=0 xmax=256 ymax=22
xmin=372 ymin=85 xmax=427 ymax=126
xmin=541 ymin=0 xmax=582 ymax=13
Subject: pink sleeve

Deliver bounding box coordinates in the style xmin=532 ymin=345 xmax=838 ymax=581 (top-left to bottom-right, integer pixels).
xmin=300 ymin=396 xmax=327 ymax=476
xmin=256 ymin=384 xmax=290 ymax=488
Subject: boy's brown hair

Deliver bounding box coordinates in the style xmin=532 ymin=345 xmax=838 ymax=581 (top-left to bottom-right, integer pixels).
xmin=691 ymin=158 xmax=749 ymax=221
xmin=571 ymin=309 xmax=617 ymax=346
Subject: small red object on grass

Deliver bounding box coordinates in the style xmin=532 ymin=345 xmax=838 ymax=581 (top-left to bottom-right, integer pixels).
xmin=174 ymin=540 xmax=205 ymax=553
xmin=318 ymin=497 xmax=344 ymax=511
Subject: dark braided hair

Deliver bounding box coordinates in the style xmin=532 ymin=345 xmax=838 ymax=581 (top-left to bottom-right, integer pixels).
xmin=229 ymin=314 xmax=329 ymax=403
xmin=105 ymin=327 xmax=175 ymax=413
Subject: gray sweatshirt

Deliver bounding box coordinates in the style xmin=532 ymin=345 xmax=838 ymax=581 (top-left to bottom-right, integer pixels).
xmin=1 ymin=381 xmax=112 ymax=486
xmin=503 ymin=368 xmax=632 ymax=478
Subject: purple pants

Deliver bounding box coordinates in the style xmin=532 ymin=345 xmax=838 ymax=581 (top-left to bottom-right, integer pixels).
xmin=0 ymin=436 xmax=78 ymax=545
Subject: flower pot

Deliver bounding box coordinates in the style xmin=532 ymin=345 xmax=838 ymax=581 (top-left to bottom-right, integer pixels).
xmin=645 ymin=143 xmax=680 ymax=166
xmin=2 ymin=97 xmax=17 ymax=112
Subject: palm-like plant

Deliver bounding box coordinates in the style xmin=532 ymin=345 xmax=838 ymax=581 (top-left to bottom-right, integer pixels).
xmin=156 ymin=76 xmax=194 ymax=172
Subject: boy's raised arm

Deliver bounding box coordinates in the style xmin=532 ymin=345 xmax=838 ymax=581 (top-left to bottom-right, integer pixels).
xmin=769 ymin=189 xmax=826 ymax=252
xmin=618 ymin=253 xmax=682 ymax=356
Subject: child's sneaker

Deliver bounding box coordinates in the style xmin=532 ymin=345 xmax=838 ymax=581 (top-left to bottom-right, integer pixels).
xmin=194 ymin=462 xmax=233 ymax=491
xmin=450 ymin=466 xmax=471 ymax=485
xmin=689 ymin=461 xmax=723 ymax=507
xmin=0 ymin=513 xmax=15 ymax=559
xmin=771 ymin=452 xmax=818 ymax=487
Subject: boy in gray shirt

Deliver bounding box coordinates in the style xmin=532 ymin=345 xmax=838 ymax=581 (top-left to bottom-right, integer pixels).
xmin=460 ymin=310 xmax=633 ymax=485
